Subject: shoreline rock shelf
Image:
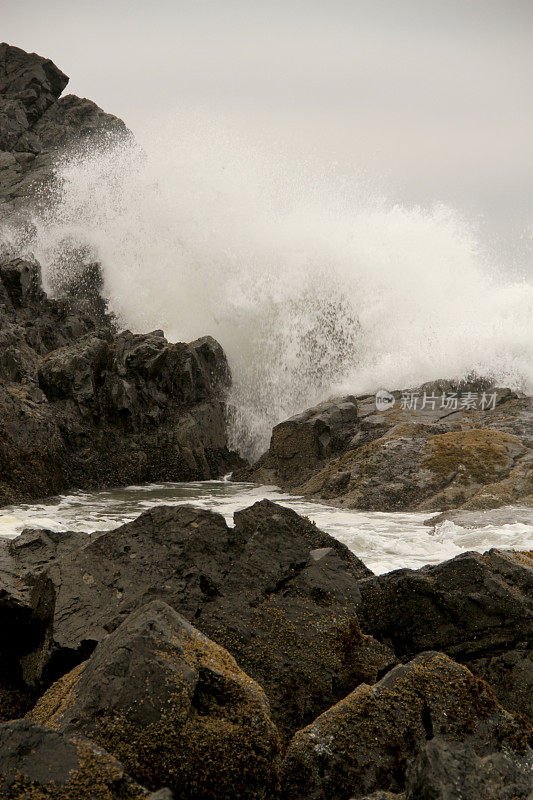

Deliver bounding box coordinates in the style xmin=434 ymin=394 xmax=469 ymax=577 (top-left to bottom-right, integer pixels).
xmin=236 ymin=388 xmax=533 ymax=512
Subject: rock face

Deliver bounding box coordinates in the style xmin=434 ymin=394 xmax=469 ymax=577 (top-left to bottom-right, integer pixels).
xmin=0 ymin=46 xmax=241 ymax=506
xmin=4 ymin=501 xmax=394 ymax=740
xmin=237 ymin=383 xmax=533 ymax=512
xmin=281 ymin=651 xmax=532 ymax=800
xmin=0 ymin=255 xmax=240 ymax=505
xmin=0 ymin=43 xmax=128 ymax=216
xmin=357 ymin=548 xmax=533 ymax=723
xmin=29 ymin=601 xmax=282 ymax=800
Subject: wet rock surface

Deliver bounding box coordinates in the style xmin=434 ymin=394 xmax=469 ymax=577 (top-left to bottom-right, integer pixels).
xmin=0 ymin=720 xmax=148 ymax=799
xmin=0 ymin=501 xmax=531 ymax=799
xmin=0 ymin=43 xmax=128 ymax=218
xmin=357 ymin=548 xmax=533 ymax=722
xmin=29 ymin=600 xmax=282 ymax=800
xmin=281 ymin=652 xmax=532 ymax=800
xmin=238 ymin=383 xmax=533 ymax=512
xmin=0 ymin=255 xmax=240 ymax=505
xmin=9 ymin=501 xmax=390 ymax=740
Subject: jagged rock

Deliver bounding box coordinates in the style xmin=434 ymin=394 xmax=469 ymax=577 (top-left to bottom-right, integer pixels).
xmin=0 ymin=43 xmax=128 ymax=215
xmin=0 ymin=720 xmax=146 ymax=799
xmin=15 ymin=501 xmax=393 ymax=739
xmin=281 ymin=651 xmax=532 ymax=800
xmin=357 ymin=549 xmax=533 ymax=722
xmin=466 ymin=646 xmax=533 ymax=726
xmin=0 ymin=256 xmax=240 ymax=505
xmin=29 ymin=600 xmax=281 ymax=800
xmin=239 ymin=383 xmax=533 ymax=512
xmin=0 ymin=44 xmax=68 ymax=151
xmin=0 ymin=538 xmax=54 ymax=686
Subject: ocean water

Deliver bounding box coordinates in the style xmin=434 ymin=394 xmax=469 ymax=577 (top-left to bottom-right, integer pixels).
xmin=1 ymin=480 xmax=531 ymax=575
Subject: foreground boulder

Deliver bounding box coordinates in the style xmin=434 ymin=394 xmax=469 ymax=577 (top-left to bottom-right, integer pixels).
xmin=29 ymin=600 xmax=281 ymax=800
xmin=357 ymin=548 xmax=533 ymax=722
xmin=403 ymin=735 xmax=533 ymax=800
xmin=238 ymin=383 xmax=533 ymax=512
xmin=0 ymin=720 xmax=147 ymax=799
xmin=281 ymin=651 xmax=532 ymax=800
xmin=13 ymin=501 xmax=394 ymax=739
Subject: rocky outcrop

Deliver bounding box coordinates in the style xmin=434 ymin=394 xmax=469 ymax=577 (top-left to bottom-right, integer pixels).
xmin=0 ymin=255 xmax=240 ymax=505
xmin=237 ymin=382 xmax=533 ymax=512
xmin=0 ymin=43 xmax=128 ymax=216
xmin=2 ymin=501 xmax=394 ymax=739
xmin=281 ymin=651 xmax=532 ymax=800
xmin=29 ymin=601 xmax=282 ymax=800
xmin=0 ymin=500 xmax=531 ymax=798
xmin=357 ymin=548 xmax=533 ymax=722
xmin=0 ymin=46 xmax=241 ymax=505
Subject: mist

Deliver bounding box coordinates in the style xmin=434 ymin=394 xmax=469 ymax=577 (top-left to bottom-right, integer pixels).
xmin=2 ymin=0 xmax=532 ymax=269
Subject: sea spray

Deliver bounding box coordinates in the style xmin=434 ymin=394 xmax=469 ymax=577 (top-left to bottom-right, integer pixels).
xmin=9 ymin=118 xmax=533 ymax=458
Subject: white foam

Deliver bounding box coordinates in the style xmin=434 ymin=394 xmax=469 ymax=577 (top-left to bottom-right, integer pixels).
xmin=6 ymin=119 xmax=533 ymax=458
xmin=1 ymin=482 xmax=531 ymax=574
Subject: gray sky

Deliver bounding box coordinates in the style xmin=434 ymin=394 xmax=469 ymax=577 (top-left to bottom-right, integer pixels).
xmin=3 ymin=0 xmax=532 ymax=268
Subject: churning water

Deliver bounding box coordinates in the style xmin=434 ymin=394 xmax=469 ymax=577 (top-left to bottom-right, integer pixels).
xmin=1 ymin=481 xmax=532 ymax=574
xmin=5 ymin=117 xmax=533 ymax=458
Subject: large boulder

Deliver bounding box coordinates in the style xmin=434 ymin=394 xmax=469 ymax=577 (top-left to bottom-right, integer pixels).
xmin=16 ymin=501 xmax=393 ymax=739
xmin=403 ymin=735 xmax=533 ymax=800
xmin=357 ymin=548 xmax=533 ymax=721
xmin=0 ymin=720 xmax=149 ymax=799
xmin=281 ymin=652 xmax=532 ymax=800
xmin=29 ymin=600 xmax=281 ymax=800
xmin=0 ymin=255 xmax=240 ymax=505
xmin=239 ymin=383 xmax=533 ymax=512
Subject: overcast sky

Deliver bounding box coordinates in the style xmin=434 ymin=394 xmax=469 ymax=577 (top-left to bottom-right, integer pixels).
xmin=3 ymin=0 xmax=532 ymax=268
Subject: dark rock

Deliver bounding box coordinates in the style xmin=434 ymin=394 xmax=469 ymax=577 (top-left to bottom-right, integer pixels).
xmin=0 ymin=44 xmax=68 ymax=150
xmin=281 ymin=651 xmax=531 ymax=800
xmin=0 ymin=257 xmax=44 ymax=306
xmin=0 ymin=43 xmax=129 ymax=215
xmin=17 ymin=501 xmax=393 ymax=739
xmin=404 ymin=736 xmax=533 ymax=800
xmin=0 ymin=720 xmax=146 ymax=799
xmin=29 ymin=600 xmax=282 ymax=800
xmin=240 ymin=386 xmax=533 ymax=512
xmin=0 ymin=538 xmax=54 ymax=685
xmin=0 ymin=257 xmax=240 ymax=506
xmin=466 ymin=646 xmax=533 ymax=725
xmin=357 ymin=548 xmax=533 ymax=722
xmin=358 ymin=549 xmax=532 ymax=661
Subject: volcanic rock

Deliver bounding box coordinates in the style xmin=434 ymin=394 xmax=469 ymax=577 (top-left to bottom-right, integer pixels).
xmin=239 ymin=383 xmax=533 ymax=512
xmin=28 ymin=600 xmax=281 ymax=800
xmin=281 ymin=651 xmax=531 ymax=800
